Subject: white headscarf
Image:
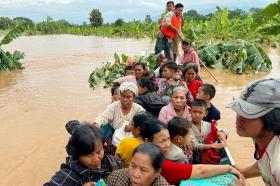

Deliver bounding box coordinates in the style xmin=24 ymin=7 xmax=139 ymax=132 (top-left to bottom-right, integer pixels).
xmin=119 ymin=82 xmax=138 ymax=96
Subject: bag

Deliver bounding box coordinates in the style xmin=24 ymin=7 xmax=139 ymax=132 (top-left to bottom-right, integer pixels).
xmin=112 ymin=126 xmax=133 ymax=146
xmin=201 ymin=120 xmax=221 ymax=164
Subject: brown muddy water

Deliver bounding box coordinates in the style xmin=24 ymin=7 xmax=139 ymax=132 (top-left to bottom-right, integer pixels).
xmin=0 ymin=35 xmax=279 ymax=186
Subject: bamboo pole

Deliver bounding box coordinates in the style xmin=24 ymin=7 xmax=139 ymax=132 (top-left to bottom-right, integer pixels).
xmin=199 ymin=59 xmax=218 ymax=82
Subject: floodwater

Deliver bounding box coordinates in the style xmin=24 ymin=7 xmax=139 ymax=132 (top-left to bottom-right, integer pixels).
xmin=0 ymin=35 xmax=279 ymax=186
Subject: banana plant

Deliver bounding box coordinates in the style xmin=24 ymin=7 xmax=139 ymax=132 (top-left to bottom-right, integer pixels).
xmin=0 ymin=23 xmax=27 ymax=71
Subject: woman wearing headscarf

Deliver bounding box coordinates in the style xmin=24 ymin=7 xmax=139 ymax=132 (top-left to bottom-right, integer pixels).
xmin=95 ymin=82 xmax=146 ymax=151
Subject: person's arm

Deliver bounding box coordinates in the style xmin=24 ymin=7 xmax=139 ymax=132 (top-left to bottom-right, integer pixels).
xmin=191 ymin=164 xmax=244 ymax=181
xmin=158 ymin=107 xmax=168 ymax=124
xmin=161 ymin=160 xmax=193 ymax=184
xmin=235 ymin=161 xmax=261 ymax=179
xmin=192 ymin=51 xmax=200 ymax=73
xmin=95 ymin=103 xmax=115 ymax=127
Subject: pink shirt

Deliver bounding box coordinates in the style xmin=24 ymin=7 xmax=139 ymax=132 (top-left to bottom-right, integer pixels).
xmin=158 ymin=103 xmax=191 ymax=124
xmin=181 ymin=48 xmax=200 ymax=73
xmin=113 ymin=75 xmax=137 ymax=85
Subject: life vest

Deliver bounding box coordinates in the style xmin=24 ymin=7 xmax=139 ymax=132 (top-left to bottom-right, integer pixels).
xmin=161 ymin=15 xmax=182 ymax=40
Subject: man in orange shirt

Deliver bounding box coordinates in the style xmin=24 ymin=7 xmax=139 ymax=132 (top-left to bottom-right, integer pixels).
xmin=154 ymin=3 xmax=184 ymax=61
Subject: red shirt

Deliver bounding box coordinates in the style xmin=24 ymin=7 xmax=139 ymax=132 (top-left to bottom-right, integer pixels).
xmin=187 ymin=80 xmax=202 ymax=99
xmin=161 ymin=160 xmax=193 ymax=185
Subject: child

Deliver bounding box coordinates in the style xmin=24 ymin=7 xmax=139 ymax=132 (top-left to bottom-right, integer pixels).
xmin=44 ymin=123 xmax=123 ymax=186
xmin=190 ymin=99 xmax=226 ymax=164
xmin=183 ymin=63 xmax=202 ymax=99
xmin=181 ymin=39 xmax=200 ymax=73
xmin=111 ymin=82 xmax=120 ymax=102
xmin=115 ymin=113 xmax=152 ymax=167
xmin=166 ymin=117 xmax=193 ymax=163
xmin=196 ymin=83 xmax=221 ymax=122
xmin=124 ymin=65 xmax=134 ymax=76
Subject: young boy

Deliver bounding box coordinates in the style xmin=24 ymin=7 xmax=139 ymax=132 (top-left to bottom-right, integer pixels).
xmin=167 ymin=117 xmax=193 ymax=163
xmin=190 ymin=99 xmax=226 ymax=163
xmin=196 ymin=83 xmax=221 ymax=122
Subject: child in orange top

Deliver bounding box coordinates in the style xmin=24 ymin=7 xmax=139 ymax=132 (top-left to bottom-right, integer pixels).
xmin=183 ymin=63 xmax=202 ymax=99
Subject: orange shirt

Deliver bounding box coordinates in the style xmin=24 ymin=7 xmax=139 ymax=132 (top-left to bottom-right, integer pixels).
xmin=161 ymin=14 xmax=182 ymax=39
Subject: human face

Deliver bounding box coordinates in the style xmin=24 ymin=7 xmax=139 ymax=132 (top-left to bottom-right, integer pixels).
xmin=162 ymin=67 xmax=174 ymax=80
xmin=128 ymin=152 xmax=160 ymax=186
xmin=175 ymin=7 xmax=183 ymax=16
xmin=166 ymin=3 xmax=174 ymax=12
xmin=120 ymin=90 xmax=134 ymax=108
xmin=78 ymin=141 xmax=104 ymax=169
xmin=175 ymin=69 xmax=183 ymax=80
xmin=135 ymin=65 xmax=145 ymax=79
xmin=159 ymin=58 xmax=167 ymax=68
xmin=138 ymin=85 xmax=147 ymax=95
xmin=191 ymin=106 xmax=207 ymax=124
xmin=171 ymin=90 xmax=187 ymax=111
xmin=185 ymin=68 xmax=196 ymax=82
xmin=196 ymin=87 xmax=207 ymax=100
xmin=152 ymin=129 xmax=171 ymax=156
xmin=125 ymin=69 xmax=135 ymax=76
xmin=235 ymin=115 xmax=263 ymax=138
xmin=182 ymin=44 xmax=191 ymax=52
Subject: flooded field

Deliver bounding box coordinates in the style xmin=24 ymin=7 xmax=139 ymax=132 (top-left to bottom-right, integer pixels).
xmin=0 ymin=35 xmax=279 ymax=185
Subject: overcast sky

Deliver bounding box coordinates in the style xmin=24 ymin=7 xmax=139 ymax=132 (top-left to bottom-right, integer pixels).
xmin=0 ymin=0 xmax=276 ymax=24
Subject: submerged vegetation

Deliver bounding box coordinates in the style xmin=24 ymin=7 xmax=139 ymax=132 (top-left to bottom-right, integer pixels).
xmin=0 ymin=1 xmax=279 ymax=76
xmin=0 ymin=23 xmax=26 ymax=71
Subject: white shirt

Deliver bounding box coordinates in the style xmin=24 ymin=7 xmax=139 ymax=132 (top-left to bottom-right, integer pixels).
xmin=95 ymin=101 xmax=145 ymax=129
xmin=257 ymin=135 xmax=280 ymax=186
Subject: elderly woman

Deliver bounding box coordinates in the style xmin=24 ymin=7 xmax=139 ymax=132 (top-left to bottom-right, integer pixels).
xmin=107 ymin=143 xmax=170 ymax=186
xmin=95 ymin=82 xmax=145 ymax=128
xmin=158 ymin=86 xmax=192 ymax=124
xmin=95 ymin=82 xmax=145 ymax=149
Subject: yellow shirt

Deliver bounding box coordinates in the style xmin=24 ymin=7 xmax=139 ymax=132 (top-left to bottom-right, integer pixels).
xmin=116 ymin=137 xmax=143 ymax=166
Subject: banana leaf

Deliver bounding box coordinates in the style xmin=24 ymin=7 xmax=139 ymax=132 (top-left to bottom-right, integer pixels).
xmin=198 ymin=40 xmax=272 ymax=74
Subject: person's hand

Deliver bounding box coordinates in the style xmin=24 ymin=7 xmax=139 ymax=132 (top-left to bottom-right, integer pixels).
xmin=227 ymin=166 xmax=246 ymax=186
xmin=210 ymin=142 xmax=227 ymax=149
xmin=167 ymin=79 xmax=176 ymax=86
xmin=111 ymin=95 xmax=120 ymax=102
xmin=93 ymin=122 xmax=100 ymax=128
xmin=83 ymin=182 xmax=96 ymax=186
xmin=124 ymin=124 xmax=132 ymax=132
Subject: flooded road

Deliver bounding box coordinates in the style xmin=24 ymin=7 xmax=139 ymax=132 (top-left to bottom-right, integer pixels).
xmin=0 ymin=35 xmax=279 ymax=185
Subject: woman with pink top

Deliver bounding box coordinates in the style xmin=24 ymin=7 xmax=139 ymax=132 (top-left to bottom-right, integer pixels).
xmin=158 ymin=86 xmax=191 ymax=124
xmin=181 ymin=39 xmax=200 ymax=73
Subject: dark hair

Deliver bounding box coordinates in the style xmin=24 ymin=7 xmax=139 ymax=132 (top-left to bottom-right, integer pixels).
xmin=201 ymin=83 xmax=216 ymax=99
xmin=261 ymin=108 xmax=280 ymax=135
xmin=66 ymin=123 xmax=103 ymax=159
xmin=111 ymin=82 xmax=120 ymax=96
xmin=138 ymin=77 xmax=155 ymax=93
xmin=181 ymin=39 xmax=192 ymax=46
xmin=132 ymin=113 xmax=155 ymax=139
xmin=175 ymin=3 xmax=184 ymax=9
xmin=191 ymin=99 xmax=207 ymax=110
xmin=183 ymin=63 xmax=199 ymax=75
xmin=166 ymin=1 xmax=174 ymax=6
xmin=168 ymin=117 xmax=191 ymax=138
xmin=162 ymin=62 xmax=178 ymax=72
xmin=134 ymin=62 xmax=146 ymax=71
xmin=145 ymin=119 xmax=167 ymax=141
xmin=177 ymin=65 xmax=184 ymax=72
xmin=132 ymin=143 xmax=164 ymax=172
xmin=125 ymin=65 xmax=134 ymax=73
